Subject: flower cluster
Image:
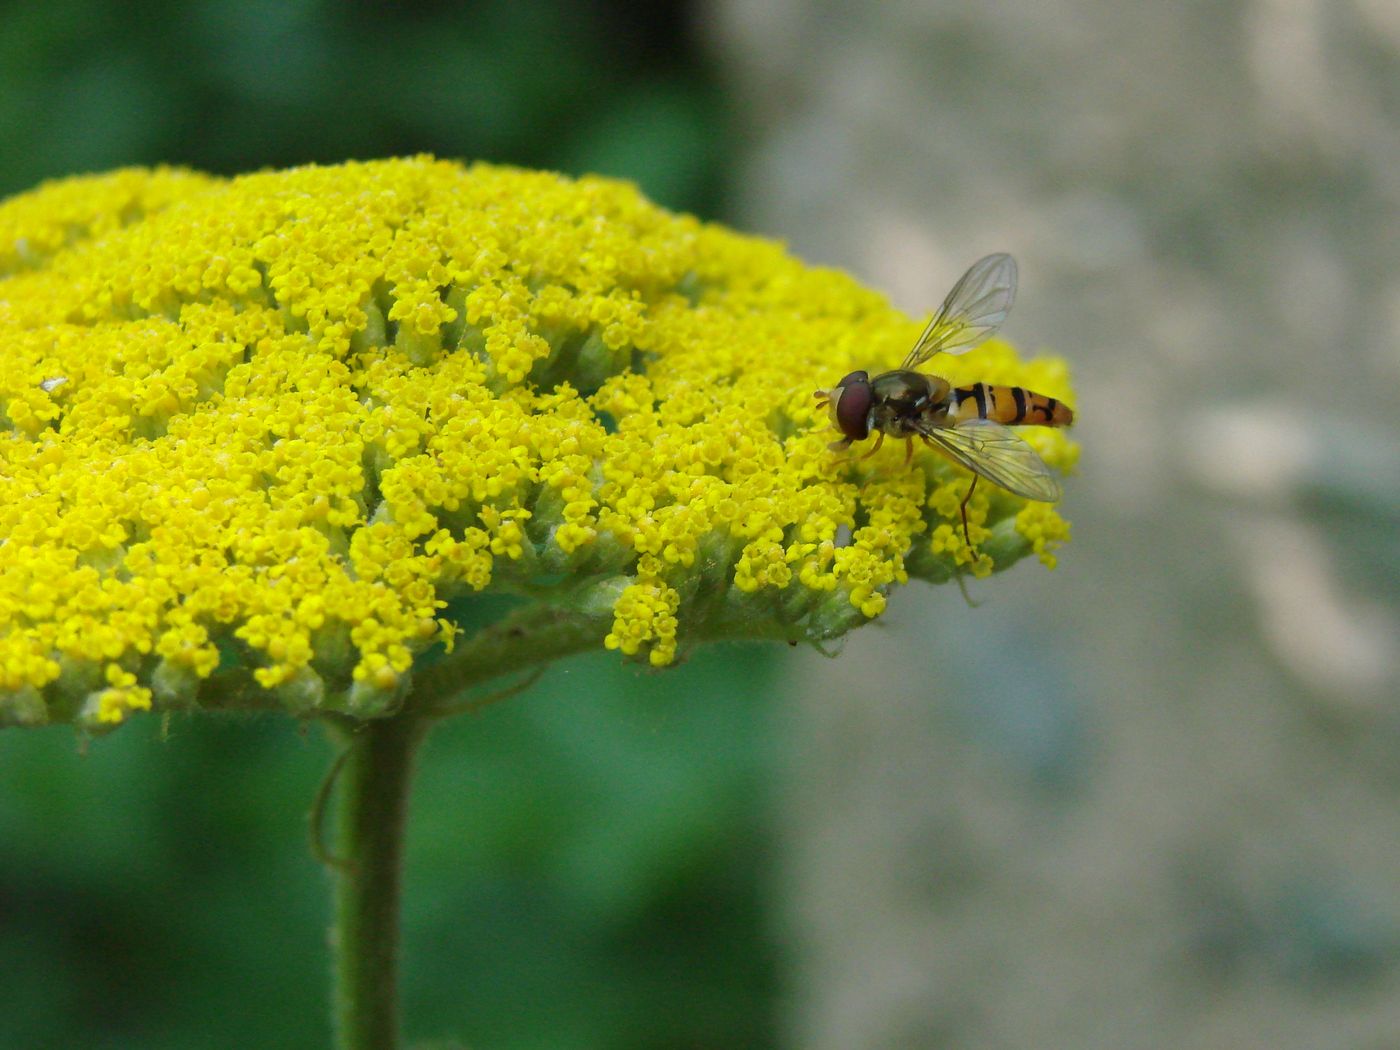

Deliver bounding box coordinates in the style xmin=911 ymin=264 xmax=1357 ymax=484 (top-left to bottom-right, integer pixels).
xmin=0 ymin=158 xmax=1076 ymax=728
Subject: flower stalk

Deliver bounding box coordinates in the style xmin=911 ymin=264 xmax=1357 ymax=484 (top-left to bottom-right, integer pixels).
xmin=326 ymin=712 xmax=426 ymax=1050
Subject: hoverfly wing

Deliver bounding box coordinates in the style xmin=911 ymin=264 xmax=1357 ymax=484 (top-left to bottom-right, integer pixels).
xmin=901 ymin=253 xmax=1018 ymax=370
xmin=918 ymin=417 xmax=1062 ymax=502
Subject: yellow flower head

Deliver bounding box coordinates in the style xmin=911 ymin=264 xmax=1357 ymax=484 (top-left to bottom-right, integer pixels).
xmin=0 ymin=157 xmax=1076 ymax=728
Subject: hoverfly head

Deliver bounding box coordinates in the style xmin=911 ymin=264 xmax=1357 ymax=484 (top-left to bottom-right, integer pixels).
xmin=826 ymin=370 xmax=872 ymax=441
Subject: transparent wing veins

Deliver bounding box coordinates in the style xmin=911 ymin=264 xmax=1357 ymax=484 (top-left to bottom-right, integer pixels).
xmin=918 ymin=417 xmax=1062 ymax=502
xmin=901 ymin=253 xmax=1018 ymax=370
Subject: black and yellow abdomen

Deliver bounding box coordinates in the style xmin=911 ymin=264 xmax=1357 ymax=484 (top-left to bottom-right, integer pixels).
xmin=950 ymin=383 xmax=1073 ymax=427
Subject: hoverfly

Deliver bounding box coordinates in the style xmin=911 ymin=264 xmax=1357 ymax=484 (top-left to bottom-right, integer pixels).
xmin=814 ymin=253 xmax=1073 ymax=543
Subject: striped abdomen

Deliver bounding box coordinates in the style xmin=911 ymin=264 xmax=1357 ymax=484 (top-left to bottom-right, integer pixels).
xmin=950 ymin=383 xmax=1073 ymax=427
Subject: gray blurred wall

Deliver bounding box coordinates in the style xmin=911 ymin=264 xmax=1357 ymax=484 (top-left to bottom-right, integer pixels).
xmin=706 ymin=1 xmax=1400 ymax=1046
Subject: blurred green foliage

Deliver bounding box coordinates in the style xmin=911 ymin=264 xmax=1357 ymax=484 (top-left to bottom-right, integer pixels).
xmin=0 ymin=647 xmax=782 ymax=1049
xmin=0 ymin=0 xmax=729 ymax=216
xmin=0 ymin=3 xmax=778 ymax=1047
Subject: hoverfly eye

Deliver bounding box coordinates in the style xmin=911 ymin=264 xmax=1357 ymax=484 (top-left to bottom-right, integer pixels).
xmin=834 ymin=378 xmax=872 ymax=440
xmin=837 ymin=370 xmax=869 ymax=389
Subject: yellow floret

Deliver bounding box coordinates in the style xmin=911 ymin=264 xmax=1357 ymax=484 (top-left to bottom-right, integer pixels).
xmin=604 ymin=581 xmax=681 ymax=667
xmin=1015 ymin=501 xmax=1073 ymax=569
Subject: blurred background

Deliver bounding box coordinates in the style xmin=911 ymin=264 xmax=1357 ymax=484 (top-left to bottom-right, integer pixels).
xmin=2 ymin=1 xmax=1399 ymax=1047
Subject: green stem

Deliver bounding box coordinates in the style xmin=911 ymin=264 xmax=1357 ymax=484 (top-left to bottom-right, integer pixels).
xmin=314 ymin=590 xmax=841 ymax=1047
xmin=327 ymin=712 xmax=426 ymax=1050
xmin=410 ymin=600 xmax=612 ymax=712
xmin=410 ymin=591 xmax=847 ymax=714
xmin=318 ymin=601 xmax=602 ymax=1049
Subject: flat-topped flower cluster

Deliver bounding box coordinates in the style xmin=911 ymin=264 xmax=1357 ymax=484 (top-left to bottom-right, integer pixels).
xmin=0 ymin=157 xmax=1075 ymax=729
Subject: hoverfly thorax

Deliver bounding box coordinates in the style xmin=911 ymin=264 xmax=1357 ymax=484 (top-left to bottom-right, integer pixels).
xmin=868 ymin=371 xmax=951 ymax=438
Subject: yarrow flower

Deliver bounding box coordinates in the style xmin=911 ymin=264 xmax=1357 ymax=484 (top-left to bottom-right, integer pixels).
xmin=0 ymin=157 xmax=1077 ymax=731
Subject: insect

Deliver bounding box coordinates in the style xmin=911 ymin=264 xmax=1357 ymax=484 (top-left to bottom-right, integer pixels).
xmin=814 ymin=253 xmax=1073 ymax=543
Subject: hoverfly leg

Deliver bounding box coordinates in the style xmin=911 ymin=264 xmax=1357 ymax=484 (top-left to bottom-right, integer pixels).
xmin=944 ymin=468 xmax=984 ymax=607
xmin=959 ymin=475 xmax=979 ymax=546
xmin=858 ymin=431 xmax=886 ymax=460
xmin=904 ymin=438 xmax=914 ymax=466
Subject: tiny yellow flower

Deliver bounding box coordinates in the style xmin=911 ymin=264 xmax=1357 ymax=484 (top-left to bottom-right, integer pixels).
xmin=0 ymin=157 xmax=1076 ymax=728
